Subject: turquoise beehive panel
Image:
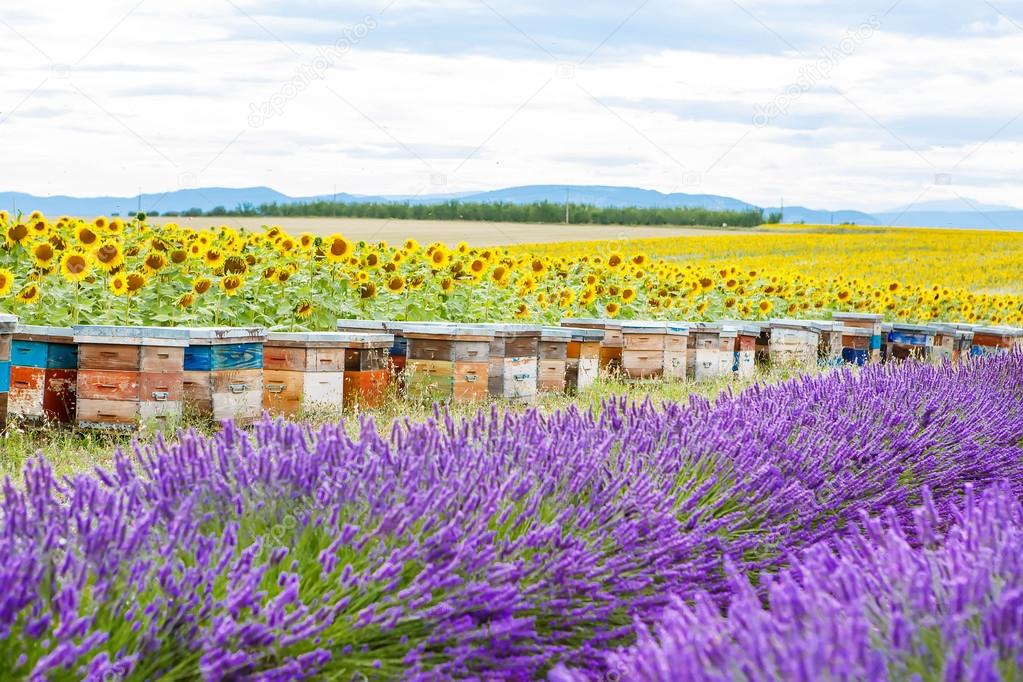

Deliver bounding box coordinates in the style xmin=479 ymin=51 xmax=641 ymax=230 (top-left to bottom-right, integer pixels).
xmin=10 ymin=340 xmax=48 ymax=369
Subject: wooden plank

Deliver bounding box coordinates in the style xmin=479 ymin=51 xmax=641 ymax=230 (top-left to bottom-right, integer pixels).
xmin=538 ymin=360 xmax=566 ymax=392
xmin=598 ymin=346 xmax=622 ymax=372
xmin=313 ymin=348 xmax=346 ymax=373
xmin=182 ymin=371 xmax=213 ymax=404
xmin=343 ymin=369 xmax=389 ymax=409
xmin=11 ymin=341 xmax=48 ymax=369
xmin=623 ymin=350 xmax=664 ymax=379
xmin=0 ymin=361 xmax=8 ymax=392
xmin=302 ymin=372 xmax=344 ymax=409
xmin=78 ymin=344 xmax=141 ymax=371
xmin=0 ymin=336 xmax=12 ymax=363
xmin=46 ymin=343 xmax=78 ymax=370
xmin=663 ymin=350 xmax=687 ymax=380
xmin=9 ymin=366 xmax=45 ymax=418
xmin=694 ymin=349 xmax=721 ymax=381
xmin=623 ymin=334 xmax=665 ymax=351
xmin=263 ymin=370 xmax=305 ymax=415
xmin=139 ymin=400 xmax=184 ymax=426
xmin=538 ymin=341 xmax=568 ymax=361
xmin=576 ymin=359 xmax=599 ymax=393
xmin=495 ymin=357 xmax=538 ymax=398
xmin=141 ymin=347 xmax=184 ymax=373
xmin=406 ymin=359 xmax=454 ymax=378
xmin=77 ymin=398 xmax=139 ymax=427
xmin=140 ymin=372 xmax=184 ymax=403
xmin=664 ymin=335 xmax=688 ymax=352
xmin=43 ymin=369 xmax=76 ymax=423
xmin=211 ymin=370 xmax=263 ymax=422
xmin=0 ymin=392 xmax=7 ymax=429
xmin=502 ymin=337 xmax=540 ymax=357
xmin=344 ymin=348 xmax=389 ymax=372
xmin=263 ymin=346 xmax=308 ymax=371
xmin=77 ymin=370 xmax=140 ymax=401
xmin=453 ymin=362 xmax=487 ymax=403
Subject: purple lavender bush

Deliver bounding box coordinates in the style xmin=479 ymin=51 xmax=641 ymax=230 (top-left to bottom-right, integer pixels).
xmin=1 ymin=355 xmax=1022 ymax=679
xmin=551 ymin=482 xmax=1023 ymax=682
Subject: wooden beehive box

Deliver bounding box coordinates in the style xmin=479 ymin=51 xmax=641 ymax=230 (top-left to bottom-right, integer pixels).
xmin=562 ymin=318 xmax=623 ymax=372
xmin=832 ymin=312 xmax=883 ymax=364
xmin=662 ymin=323 xmax=690 ymax=381
xmin=621 ymin=321 xmax=667 ymax=380
xmin=0 ymin=314 xmax=17 ymax=429
xmin=721 ymin=322 xmax=760 ymax=379
xmin=562 ymin=327 xmax=603 ymax=394
xmin=970 ymin=326 xmax=1018 ymax=357
xmin=341 ymin=332 xmax=394 ymax=410
xmin=840 ymin=326 xmax=872 ymax=366
xmin=182 ymin=327 xmax=266 ymax=424
xmin=768 ymin=320 xmax=821 ymax=369
xmin=403 ymin=324 xmax=493 ymax=404
xmin=484 ymin=324 xmax=541 ymax=402
xmin=73 ymin=325 xmax=190 ymax=431
xmin=538 ymin=327 xmax=572 ymax=393
xmin=9 ymin=325 xmax=78 ymax=424
xmin=337 ymin=319 xmax=407 ymax=376
xmin=887 ymin=324 xmax=938 ymax=363
xmin=810 ymin=321 xmax=845 ymax=367
xmin=690 ymin=324 xmax=726 ymax=381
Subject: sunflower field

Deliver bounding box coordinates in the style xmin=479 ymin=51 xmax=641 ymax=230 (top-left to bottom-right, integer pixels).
xmin=1 ymin=211 xmax=1021 ymax=328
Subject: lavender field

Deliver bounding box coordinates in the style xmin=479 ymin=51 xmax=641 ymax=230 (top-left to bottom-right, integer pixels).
xmin=3 ymin=355 xmax=1023 ymax=680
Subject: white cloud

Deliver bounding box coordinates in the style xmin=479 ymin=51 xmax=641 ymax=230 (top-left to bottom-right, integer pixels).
xmin=0 ymin=0 xmax=1021 ymax=212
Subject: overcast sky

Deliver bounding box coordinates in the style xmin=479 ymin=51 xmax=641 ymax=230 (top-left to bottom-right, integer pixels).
xmin=2 ymin=0 xmax=1022 ymax=211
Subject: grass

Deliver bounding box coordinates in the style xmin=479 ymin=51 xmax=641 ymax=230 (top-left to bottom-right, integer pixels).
xmin=0 ymin=365 xmax=820 ymax=484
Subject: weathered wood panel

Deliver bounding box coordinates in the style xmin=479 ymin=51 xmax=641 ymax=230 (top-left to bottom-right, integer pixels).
xmin=141 ymin=347 xmax=185 ymax=373
xmin=43 ymin=369 xmax=77 ymax=423
xmin=9 ymin=366 xmax=45 ymax=418
xmin=78 ymin=344 xmax=141 ymax=371
xmin=77 ymin=370 xmax=140 ymax=401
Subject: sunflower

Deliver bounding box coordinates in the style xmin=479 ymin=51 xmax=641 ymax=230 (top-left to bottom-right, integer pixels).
xmin=621 ymin=287 xmax=637 ymax=303
xmin=440 ymin=277 xmax=455 ymax=294
xmin=404 ymin=238 xmax=420 ymax=252
xmin=295 ymin=300 xmax=314 ymax=318
xmin=92 ymin=241 xmax=124 ymax=272
xmin=177 ymin=293 xmax=196 ymax=308
xmin=76 ymin=224 xmax=99 ymax=246
xmin=359 ymin=282 xmax=377 ymax=299
xmin=491 ymin=265 xmax=510 ymax=286
xmin=469 ymin=258 xmax=487 ymax=278
xmin=605 ymin=301 xmax=621 ymax=317
xmin=6 ymin=222 xmax=30 ymax=245
xmin=223 ymin=256 xmax=248 ymax=275
xmin=204 ymin=248 xmax=225 ymax=269
xmin=606 ymin=252 xmax=624 ymax=269
xmin=0 ymin=268 xmax=13 ymax=296
xmin=170 ymin=249 xmax=188 ymax=264
xmin=758 ymin=299 xmax=773 ymax=315
xmin=530 ymin=258 xmax=546 ymax=274
xmin=108 ymin=273 xmax=128 ymax=296
xmin=385 ymin=275 xmax=406 ymax=294
xmin=325 ymin=234 xmax=353 ymax=263
xmin=60 ymin=251 xmax=92 ymax=282
xmin=193 ymin=277 xmax=213 ymax=294
xmin=143 ymin=252 xmax=167 ymax=274
xmin=514 ymin=303 xmax=530 ymax=319
xmin=92 ymin=216 xmax=108 ymax=231
xmin=429 ymin=248 xmax=450 ymax=269
xmin=221 ymin=275 xmax=244 ymax=296
xmin=31 ymin=242 xmax=57 ymax=269
xmin=277 ymin=270 xmax=291 ymax=283
xmin=16 ymin=284 xmax=40 ymax=305
xmin=126 ymin=272 xmax=147 ymax=294
xmin=299 ymin=233 xmax=316 ymax=250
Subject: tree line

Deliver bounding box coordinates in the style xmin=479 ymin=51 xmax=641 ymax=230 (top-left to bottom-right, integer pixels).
xmin=155 ymin=200 xmax=777 ymax=227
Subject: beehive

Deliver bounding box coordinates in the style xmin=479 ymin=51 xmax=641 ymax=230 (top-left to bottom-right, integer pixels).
xmin=970 ymin=326 xmax=1020 ymax=357
xmin=337 ymin=319 xmax=407 ymax=377
xmin=341 ymin=332 xmax=394 ymax=410
xmin=930 ymin=326 xmax=956 ymax=363
xmin=840 ymin=327 xmax=872 ymax=366
xmin=404 ymin=324 xmax=493 ymax=404
xmin=8 ymin=325 xmax=78 ymax=424
xmin=0 ymin=314 xmax=17 ymax=429
xmin=662 ymin=323 xmax=691 ymax=381
xmin=690 ymin=324 xmax=729 ymax=381
xmin=563 ymin=327 xmax=603 ymax=394
xmin=73 ymin=325 xmax=189 ymax=431
xmin=182 ymin=327 xmax=266 ymax=424
xmin=886 ymin=324 xmax=937 ymax=363
xmin=621 ymin=322 xmax=668 ymax=380
xmin=722 ymin=322 xmax=760 ymax=379
xmin=538 ymin=327 xmax=572 ymax=393
xmin=263 ymin=332 xmax=352 ymax=415
xmin=811 ymin=321 xmax=845 ymax=367
xmin=768 ymin=320 xmax=821 ymax=369
xmin=561 ymin=318 xmax=623 ymax=373
xmin=832 ymin=312 xmax=883 ymax=364
xmin=485 ymin=325 xmax=541 ymax=402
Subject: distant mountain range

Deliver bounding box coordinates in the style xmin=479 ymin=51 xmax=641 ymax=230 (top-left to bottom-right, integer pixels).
xmin=2 ymin=185 xmax=1021 ymax=230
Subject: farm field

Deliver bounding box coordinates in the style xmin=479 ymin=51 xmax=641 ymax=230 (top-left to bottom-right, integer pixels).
xmin=1 ymin=210 xmax=1023 ymax=680
xmin=151 ymin=216 xmax=761 ymax=247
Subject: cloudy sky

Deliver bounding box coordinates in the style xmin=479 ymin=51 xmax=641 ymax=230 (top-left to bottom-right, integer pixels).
xmin=2 ymin=0 xmax=1022 ymax=211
